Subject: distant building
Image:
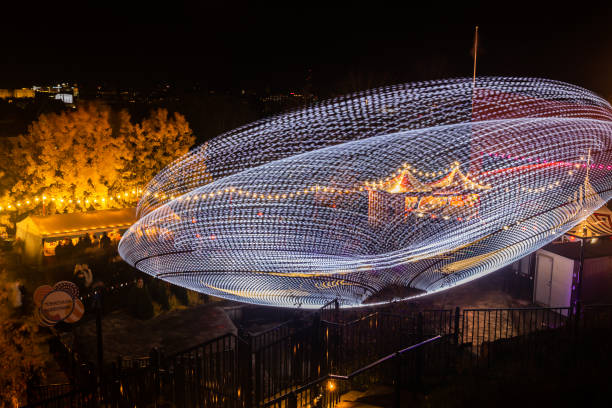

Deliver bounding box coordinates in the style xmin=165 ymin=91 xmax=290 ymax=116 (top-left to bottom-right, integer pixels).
xmin=13 ymin=88 xmax=35 ymax=98
xmin=0 ymin=88 xmax=35 ymax=99
xmin=54 ymin=93 xmax=74 ymax=105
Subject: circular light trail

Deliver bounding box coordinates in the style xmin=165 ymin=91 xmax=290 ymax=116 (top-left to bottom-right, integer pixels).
xmin=119 ymin=77 xmax=612 ymax=308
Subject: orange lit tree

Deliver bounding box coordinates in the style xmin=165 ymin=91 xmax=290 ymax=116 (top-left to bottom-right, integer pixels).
xmin=0 ymin=270 xmax=47 ymax=407
xmin=10 ymin=102 xmax=133 ymax=214
xmin=121 ymin=108 xmax=195 ymax=188
xmin=2 ymin=103 xmax=194 ymax=219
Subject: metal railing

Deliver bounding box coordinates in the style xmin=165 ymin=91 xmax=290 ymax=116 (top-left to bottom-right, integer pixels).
xmin=26 ymin=303 xmax=612 ymax=408
xmin=461 ymin=306 xmax=571 ymax=367
xmin=263 ymin=335 xmax=446 ymax=408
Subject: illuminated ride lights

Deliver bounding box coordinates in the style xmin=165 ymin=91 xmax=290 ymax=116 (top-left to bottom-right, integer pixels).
xmin=119 ymin=77 xmax=612 ymax=308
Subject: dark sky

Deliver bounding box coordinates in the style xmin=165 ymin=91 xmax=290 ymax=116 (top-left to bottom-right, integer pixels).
xmin=3 ymin=2 xmax=612 ymax=98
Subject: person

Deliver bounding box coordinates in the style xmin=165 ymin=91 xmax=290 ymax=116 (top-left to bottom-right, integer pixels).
xmin=100 ymin=232 xmax=111 ymax=249
xmin=92 ymin=234 xmax=100 ymax=248
xmin=12 ymin=237 xmax=23 ymax=263
xmin=82 ymin=233 xmax=92 ymax=248
xmin=55 ymin=240 xmax=65 ymax=258
xmin=110 ymin=229 xmax=121 ymax=245
xmin=65 ymin=238 xmax=75 ymax=258
xmin=10 ymin=281 xmax=22 ymax=308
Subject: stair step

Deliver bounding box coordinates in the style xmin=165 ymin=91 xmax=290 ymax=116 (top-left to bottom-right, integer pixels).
xmin=338 ymin=385 xmax=394 ymax=408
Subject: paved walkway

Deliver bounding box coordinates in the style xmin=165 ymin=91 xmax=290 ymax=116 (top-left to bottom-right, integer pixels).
xmin=403 ymin=267 xmax=532 ymax=310
xmin=337 ymin=386 xmax=395 ymax=408
xmin=64 ymin=303 xmax=236 ymax=362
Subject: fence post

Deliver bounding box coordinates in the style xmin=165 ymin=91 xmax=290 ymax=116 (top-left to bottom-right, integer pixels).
xmin=255 ymin=344 xmax=262 ymax=407
xmin=573 ymin=301 xmax=582 ymax=368
xmin=333 ymin=299 xmax=339 ymax=323
xmin=149 ymin=347 xmax=160 ymax=406
xmin=311 ymin=312 xmax=323 ymax=381
xmin=93 ymin=290 xmax=104 ymax=400
xmin=417 ymin=312 xmax=424 ymax=342
xmin=174 ymin=357 xmax=185 ymax=408
xmin=242 ymin=334 xmax=254 ymax=408
xmin=453 ymin=307 xmax=460 ymax=346
xmin=394 ymin=352 xmax=401 ymax=408
xmin=71 ymin=346 xmax=76 ymax=380
xmin=288 ymin=391 xmax=298 ymax=408
xmin=108 ymin=360 xmax=118 ymax=407
xmin=415 ymin=312 xmax=423 ymax=389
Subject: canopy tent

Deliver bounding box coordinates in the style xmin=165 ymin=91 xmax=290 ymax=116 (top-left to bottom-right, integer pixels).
xmin=16 ymin=208 xmax=136 ymax=263
xmin=566 ymin=205 xmax=612 ymax=238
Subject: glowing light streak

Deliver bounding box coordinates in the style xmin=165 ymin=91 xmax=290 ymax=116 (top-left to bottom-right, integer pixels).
xmin=119 ymin=77 xmax=612 ymax=308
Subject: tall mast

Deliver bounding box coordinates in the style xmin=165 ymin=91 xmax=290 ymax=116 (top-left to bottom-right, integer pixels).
xmin=472 ymin=26 xmax=479 ymax=88
xmin=469 ymin=26 xmax=480 ymax=176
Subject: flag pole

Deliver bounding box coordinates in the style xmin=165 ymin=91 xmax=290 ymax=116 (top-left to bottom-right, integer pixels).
xmin=469 ymin=25 xmax=479 ymax=176
xmin=472 ymin=26 xmax=479 ymax=88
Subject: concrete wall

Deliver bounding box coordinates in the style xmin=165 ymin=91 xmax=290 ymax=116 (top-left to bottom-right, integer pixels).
xmin=583 ymin=257 xmax=612 ymax=304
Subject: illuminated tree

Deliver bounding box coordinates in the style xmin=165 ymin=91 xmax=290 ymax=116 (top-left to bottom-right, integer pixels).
xmin=3 ymin=104 xmax=195 ymax=221
xmin=10 ymin=102 xmax=134 ymax=213
xmin=0 ymin=271 xmax=47 ymax=407
xmin=121 ymin=108 xmax=195 ymax=188
xmin=0 ymin=140 xmax=17 ymax=236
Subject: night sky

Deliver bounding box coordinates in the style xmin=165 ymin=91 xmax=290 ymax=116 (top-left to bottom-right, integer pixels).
xmin=3 ymin=2 xmax=612 ymax=98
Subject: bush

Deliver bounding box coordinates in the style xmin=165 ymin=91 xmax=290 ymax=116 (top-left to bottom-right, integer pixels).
xmin=170 ymin=285 xmax=189 ymax=306
xmin=148 ymin=281 xmax=170 ymax=310
xmin=127 ymin=285 xmax=154 ymax=320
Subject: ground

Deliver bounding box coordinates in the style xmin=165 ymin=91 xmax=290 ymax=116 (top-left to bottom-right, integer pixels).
xmin=389 ymin=266 xmax=532 ymax=311
xmin=62 ymin=303 xmax=236 ymax=363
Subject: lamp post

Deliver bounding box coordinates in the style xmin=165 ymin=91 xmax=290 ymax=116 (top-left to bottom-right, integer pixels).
xmin=574 ymin=226 xmax=587 ymax=315
xmin=93 ymin=290 xmax=104 ymax=392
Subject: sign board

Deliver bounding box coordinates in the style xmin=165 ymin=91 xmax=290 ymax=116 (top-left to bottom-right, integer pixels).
xmin=33 ymin=281 xmax=84 ymax=326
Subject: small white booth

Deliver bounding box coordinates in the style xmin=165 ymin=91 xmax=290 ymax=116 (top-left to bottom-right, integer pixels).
xmin=15 ymin=208 xmax=136 ymax=263
xmin=532 ymin=205 xmax=612 ymax=309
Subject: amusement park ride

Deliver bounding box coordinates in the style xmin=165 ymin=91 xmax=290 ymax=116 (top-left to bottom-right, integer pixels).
xmin=119 ymin=77 xmax=612 ymax=308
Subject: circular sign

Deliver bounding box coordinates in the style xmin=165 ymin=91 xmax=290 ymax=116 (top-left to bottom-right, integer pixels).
xmin=33 ymin=285 xmax=54 ymax=306
xmin=34 ymin=307 xmax=55 ymax=327
xmin=40 ymin=290 xmax=74 ymax=323
xmin=64 ymin=298 xmax=85 ymax=323
xmin=54 ymin=281 xmax=79 ymax=298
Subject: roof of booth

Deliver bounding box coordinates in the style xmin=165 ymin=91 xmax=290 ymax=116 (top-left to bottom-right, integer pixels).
xmin=16 ymin=208 xmax=136 ymax=239
xmin=567 ymin=205 xmax=612 ymax=238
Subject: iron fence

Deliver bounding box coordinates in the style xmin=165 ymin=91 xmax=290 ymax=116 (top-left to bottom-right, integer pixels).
xmin=252 ymin=319 xmax=322 ymax=406
xmin=460 ymin=306 xmax=571 ymax=367
xmin=26 ymin=303 xmax=612 ymax=408
xmin=26 ymin=384 xmax=73 ymax=406
xmin=23 ymin=389 xmax=97 ymax=408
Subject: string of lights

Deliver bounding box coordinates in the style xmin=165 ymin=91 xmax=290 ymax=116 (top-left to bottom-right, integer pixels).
xmin=119 ymin=77 xmax=612 ymax=308
xmin=0 ymin=187 xmax=143 ymax=212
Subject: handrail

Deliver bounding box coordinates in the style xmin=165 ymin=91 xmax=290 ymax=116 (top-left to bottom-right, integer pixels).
xmin=462 ymin=306 xmax=571 ymax=312
xmin=322 ymin=312 xmax=379 ymax=326
xmin=263 ymin=334 xmax=444 ymax=407
xmin=168 ymin=332 xmax=237 ymax=359
xmin=322 ymin=308 xmax=455 ymax=326
xmin=320 ymin=298 xmax=339 ymax=310
xmin=250 ymin=320 xmax=293 ymax=338
xmin=581 ymin=303 xmax=612 ymax=309
xmin=329 ymin=335 xmax=442 ymax=380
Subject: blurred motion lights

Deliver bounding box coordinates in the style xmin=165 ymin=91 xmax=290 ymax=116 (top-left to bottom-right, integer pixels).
xmin=119 ymin=77 xmax=612 ymax=308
